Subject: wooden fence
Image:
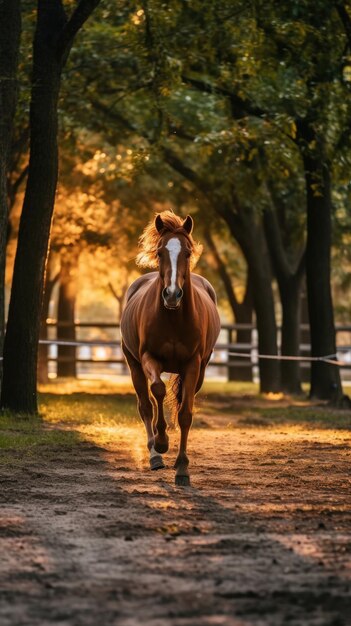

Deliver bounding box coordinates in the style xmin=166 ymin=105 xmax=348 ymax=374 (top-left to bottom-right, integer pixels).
xmin=41 ymin=321 xmax=351 ymax=382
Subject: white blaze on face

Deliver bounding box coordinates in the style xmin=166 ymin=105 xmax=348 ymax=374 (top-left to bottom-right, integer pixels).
xmin=165 ymin=237 xmax=181 ymax=294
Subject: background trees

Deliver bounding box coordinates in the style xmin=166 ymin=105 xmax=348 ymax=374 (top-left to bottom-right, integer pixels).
xmin=0 ymin=0 xmax=21 ymax=386
xmin=1 ymin=0 xmax=351 ymax=410
xmin=1 ymin=0 xmax=101 ymax=412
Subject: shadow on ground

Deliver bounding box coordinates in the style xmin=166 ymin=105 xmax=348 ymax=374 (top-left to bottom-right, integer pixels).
xmin=0 ymin=385 xmax=350 ymax=625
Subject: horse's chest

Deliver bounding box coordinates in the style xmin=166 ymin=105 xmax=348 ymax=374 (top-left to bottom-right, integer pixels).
xmin=146 ymin=329 xmax=196 ymax=369
xmin=156 ymin=340 xmax=191 ymax=362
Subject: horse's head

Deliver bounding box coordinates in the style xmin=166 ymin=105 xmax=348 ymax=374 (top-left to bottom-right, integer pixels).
xmin=155 ymin=214 xmax=193 ymax=310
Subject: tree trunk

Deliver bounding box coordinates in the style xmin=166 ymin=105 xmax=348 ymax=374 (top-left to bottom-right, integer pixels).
xmin=262 ymin=200 xmax=305 ymax=395
xmin=203 ymin=228 xmax=253 ymax=381
xmin=252 ymin=268 xmax=280 ymax=393
xmin=38 ymin=267 xmax=60 ymax=385
xmin=230 ymin=274 xmax=253 ymax=382
xmin=38 ymin=284 xmax=51 ymax=386
xmin=0 ymin=0 xmax=21 ymax=390
xmin=224 ymin=213 xmax=280 ymax=393
xmin=303 ymin=155 xmax=342 ymax=401
xmin=1 ymin=7 xmax=63 ymax=412
xmin=57 ymin=252 xmax=77 ymax=378
xmin=280 ymin=278 xmax=303 ymax=394
xmin=1 ymin=0 xmax=100 ymax=413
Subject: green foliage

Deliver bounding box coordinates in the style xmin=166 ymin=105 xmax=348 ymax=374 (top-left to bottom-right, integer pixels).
xmin=57 ymin=1 xmax=351 ymax=314
xmin=10 ymin=0 xmax=351 ymax=317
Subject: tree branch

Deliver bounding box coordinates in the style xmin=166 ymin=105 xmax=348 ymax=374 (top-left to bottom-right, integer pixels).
xmin=11 ymin=164 xmax=29 ymax=197
xmin=57 ymin=0 xmax=101 ymax=61
xmin=181 ymin=73 xmax=268 ymax=120
xmin=263 ymin=181 xmax=306 ymax=286
xmin=263 ymin=207 xmax=291 ymax=283
xmin=181 ymin=73 xmax=302 ymax=146
xmin=336 ymin=2 xmax=351 ymax=47
xmin=10 ymin=125 xmax=30 ymax=172
xmin=90 ymin=99 xmax=142 ymax=135
xmin=162 ymin=147 xmax=206 ymax=190
xmin=203 ymin=228 xmax=239 ymax=320
xmin=108 ymin=281 xmax=119 ymax=301
xmin=243 ymin=267 xmax=253 ymax=309
xmin=296 ymin=247 xmax=306 ymax=283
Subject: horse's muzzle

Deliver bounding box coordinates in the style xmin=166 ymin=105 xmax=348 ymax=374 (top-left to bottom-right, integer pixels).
xmin=162 ymin=287 xmax=183 ymax=309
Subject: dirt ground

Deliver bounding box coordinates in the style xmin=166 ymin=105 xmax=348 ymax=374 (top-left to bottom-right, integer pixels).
xmin=1 ymin=393 xmax=351 ymax=626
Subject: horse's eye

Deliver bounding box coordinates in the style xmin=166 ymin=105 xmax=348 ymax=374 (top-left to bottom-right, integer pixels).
xmin=157 ymin=251 xmax=162 ymax=258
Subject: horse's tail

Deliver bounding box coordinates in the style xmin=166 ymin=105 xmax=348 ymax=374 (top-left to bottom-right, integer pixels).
xmin=166 ymin=374 xmax=182 ymax=429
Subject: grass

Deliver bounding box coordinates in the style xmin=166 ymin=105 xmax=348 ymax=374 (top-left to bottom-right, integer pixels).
xmin=0 ymin=411 xmax=80 ymax=464
xmin=40 ymin=391 xmax=138 ymax=427
xmin=39 ymin=378 xmax=351 ymax=431
xmin=201 ymin=380 xmax=260 ymax=395
xmin=38 ymin=380 xmax=261 ymax=430
xmin=1 ymin=379 xmax=350 ymax=462
xmin=234 ymin=405 xmax=351 ymax=429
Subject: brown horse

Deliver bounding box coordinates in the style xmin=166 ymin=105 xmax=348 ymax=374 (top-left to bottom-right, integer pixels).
xmin=121 ymin=211 xmax=220 ymax=485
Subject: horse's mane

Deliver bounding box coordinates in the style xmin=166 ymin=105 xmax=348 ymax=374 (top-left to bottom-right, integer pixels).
xmin=136 ymin=210 xmax=203 ymax=270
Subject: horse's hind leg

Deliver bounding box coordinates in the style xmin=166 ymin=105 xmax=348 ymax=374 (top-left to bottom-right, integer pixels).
xmin=174 ymin=357 xmax=201 ymax=486
xmin=141 ymin=352 xmax=169 ymax=454
xmin=122 ymin=343 xmax=164 ymax=470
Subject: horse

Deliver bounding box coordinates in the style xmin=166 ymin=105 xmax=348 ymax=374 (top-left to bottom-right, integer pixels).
xmin=120 ymin=211 xmax=220 ymax=486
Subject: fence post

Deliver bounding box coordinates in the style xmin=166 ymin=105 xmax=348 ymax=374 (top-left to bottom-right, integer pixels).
xmin=300 ymin=287 xmax=311 ymax=384
xmin=42 ymin=321 xmax=349 ymax=384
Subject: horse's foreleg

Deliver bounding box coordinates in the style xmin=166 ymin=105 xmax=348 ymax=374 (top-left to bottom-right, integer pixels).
xmin=141 ymin=352 xmax=169 ymax=454
xmin=123 ymin=344 xmax=164 ymax=470
xmin=174 ymin=356 xmax=201 ymax=486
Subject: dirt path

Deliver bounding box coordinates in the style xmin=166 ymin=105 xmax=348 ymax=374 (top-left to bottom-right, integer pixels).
xmin=1 ymin=417 xmax=351 ymax=626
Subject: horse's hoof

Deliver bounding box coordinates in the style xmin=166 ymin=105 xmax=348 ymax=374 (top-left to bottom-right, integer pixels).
xmin=154 ymin=436 xmax=169 ymax=454
xmin=175 ymin=474 xmax=190 ymax=487
xmin=150 ymin=454 xmax=165 ymax=471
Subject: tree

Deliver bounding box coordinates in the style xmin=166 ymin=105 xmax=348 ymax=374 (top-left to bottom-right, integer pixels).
xmin=146 ymin=0 xmax=348 ymax=400
xmin=0 ymin=0 xmax=21 ymax=389
xmin=56 ymin=248 xmax=79 ymax=378
xmin=37 ymin=253 xmax=60 ymax=384
xmin=58 ymin=0 xmax=291 ymax=392
xmin=24 ymin=0 xmax=350 ymax=399
xmin=249 ymin=2 xmax=348 ymax=400
xmin=256 ymin=3 xmax=347 ymax=400
xmin=297 ymin=120 xmax=341 ymax=399
xmin=204 ymin=228 xmax=253 ymax=381
xmin=1 ymin=0 xmax=101 ymax=413
xmin=263 ymin=176 xmax=305 ymax=394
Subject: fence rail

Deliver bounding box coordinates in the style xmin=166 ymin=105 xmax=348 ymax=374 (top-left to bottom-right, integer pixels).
xmin=40 ymin=321 xmax=351 ymax=382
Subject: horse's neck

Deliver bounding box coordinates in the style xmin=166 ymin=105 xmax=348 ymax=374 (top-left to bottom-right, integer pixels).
xmin=182 ymin=272 xmax=196 ymax=315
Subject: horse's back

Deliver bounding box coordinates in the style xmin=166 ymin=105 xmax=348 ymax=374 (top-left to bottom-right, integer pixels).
xmin=191 ymin=274 xmax=217 ymax=304
xmin=121 ymin=273 xmax=159 ymax=360
xmin=190 ymin=274 xmax=221 ymax=358
xmin=125 ymin=272 xmax=158 ymax=303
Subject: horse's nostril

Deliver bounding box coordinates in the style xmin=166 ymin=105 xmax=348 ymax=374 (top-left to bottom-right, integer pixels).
xmin=162 ymin=286 xmax=183 ymax=302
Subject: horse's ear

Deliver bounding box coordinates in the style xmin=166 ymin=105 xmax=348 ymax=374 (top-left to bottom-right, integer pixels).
xmin=155 ymin=214 xmax=164 ymax=233
xmin=183 ymin=215 xmax=193 ymax=235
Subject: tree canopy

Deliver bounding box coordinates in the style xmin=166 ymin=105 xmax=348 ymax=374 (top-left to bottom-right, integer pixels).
xmin=1 ymin=0 xmax=351 ymax=409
